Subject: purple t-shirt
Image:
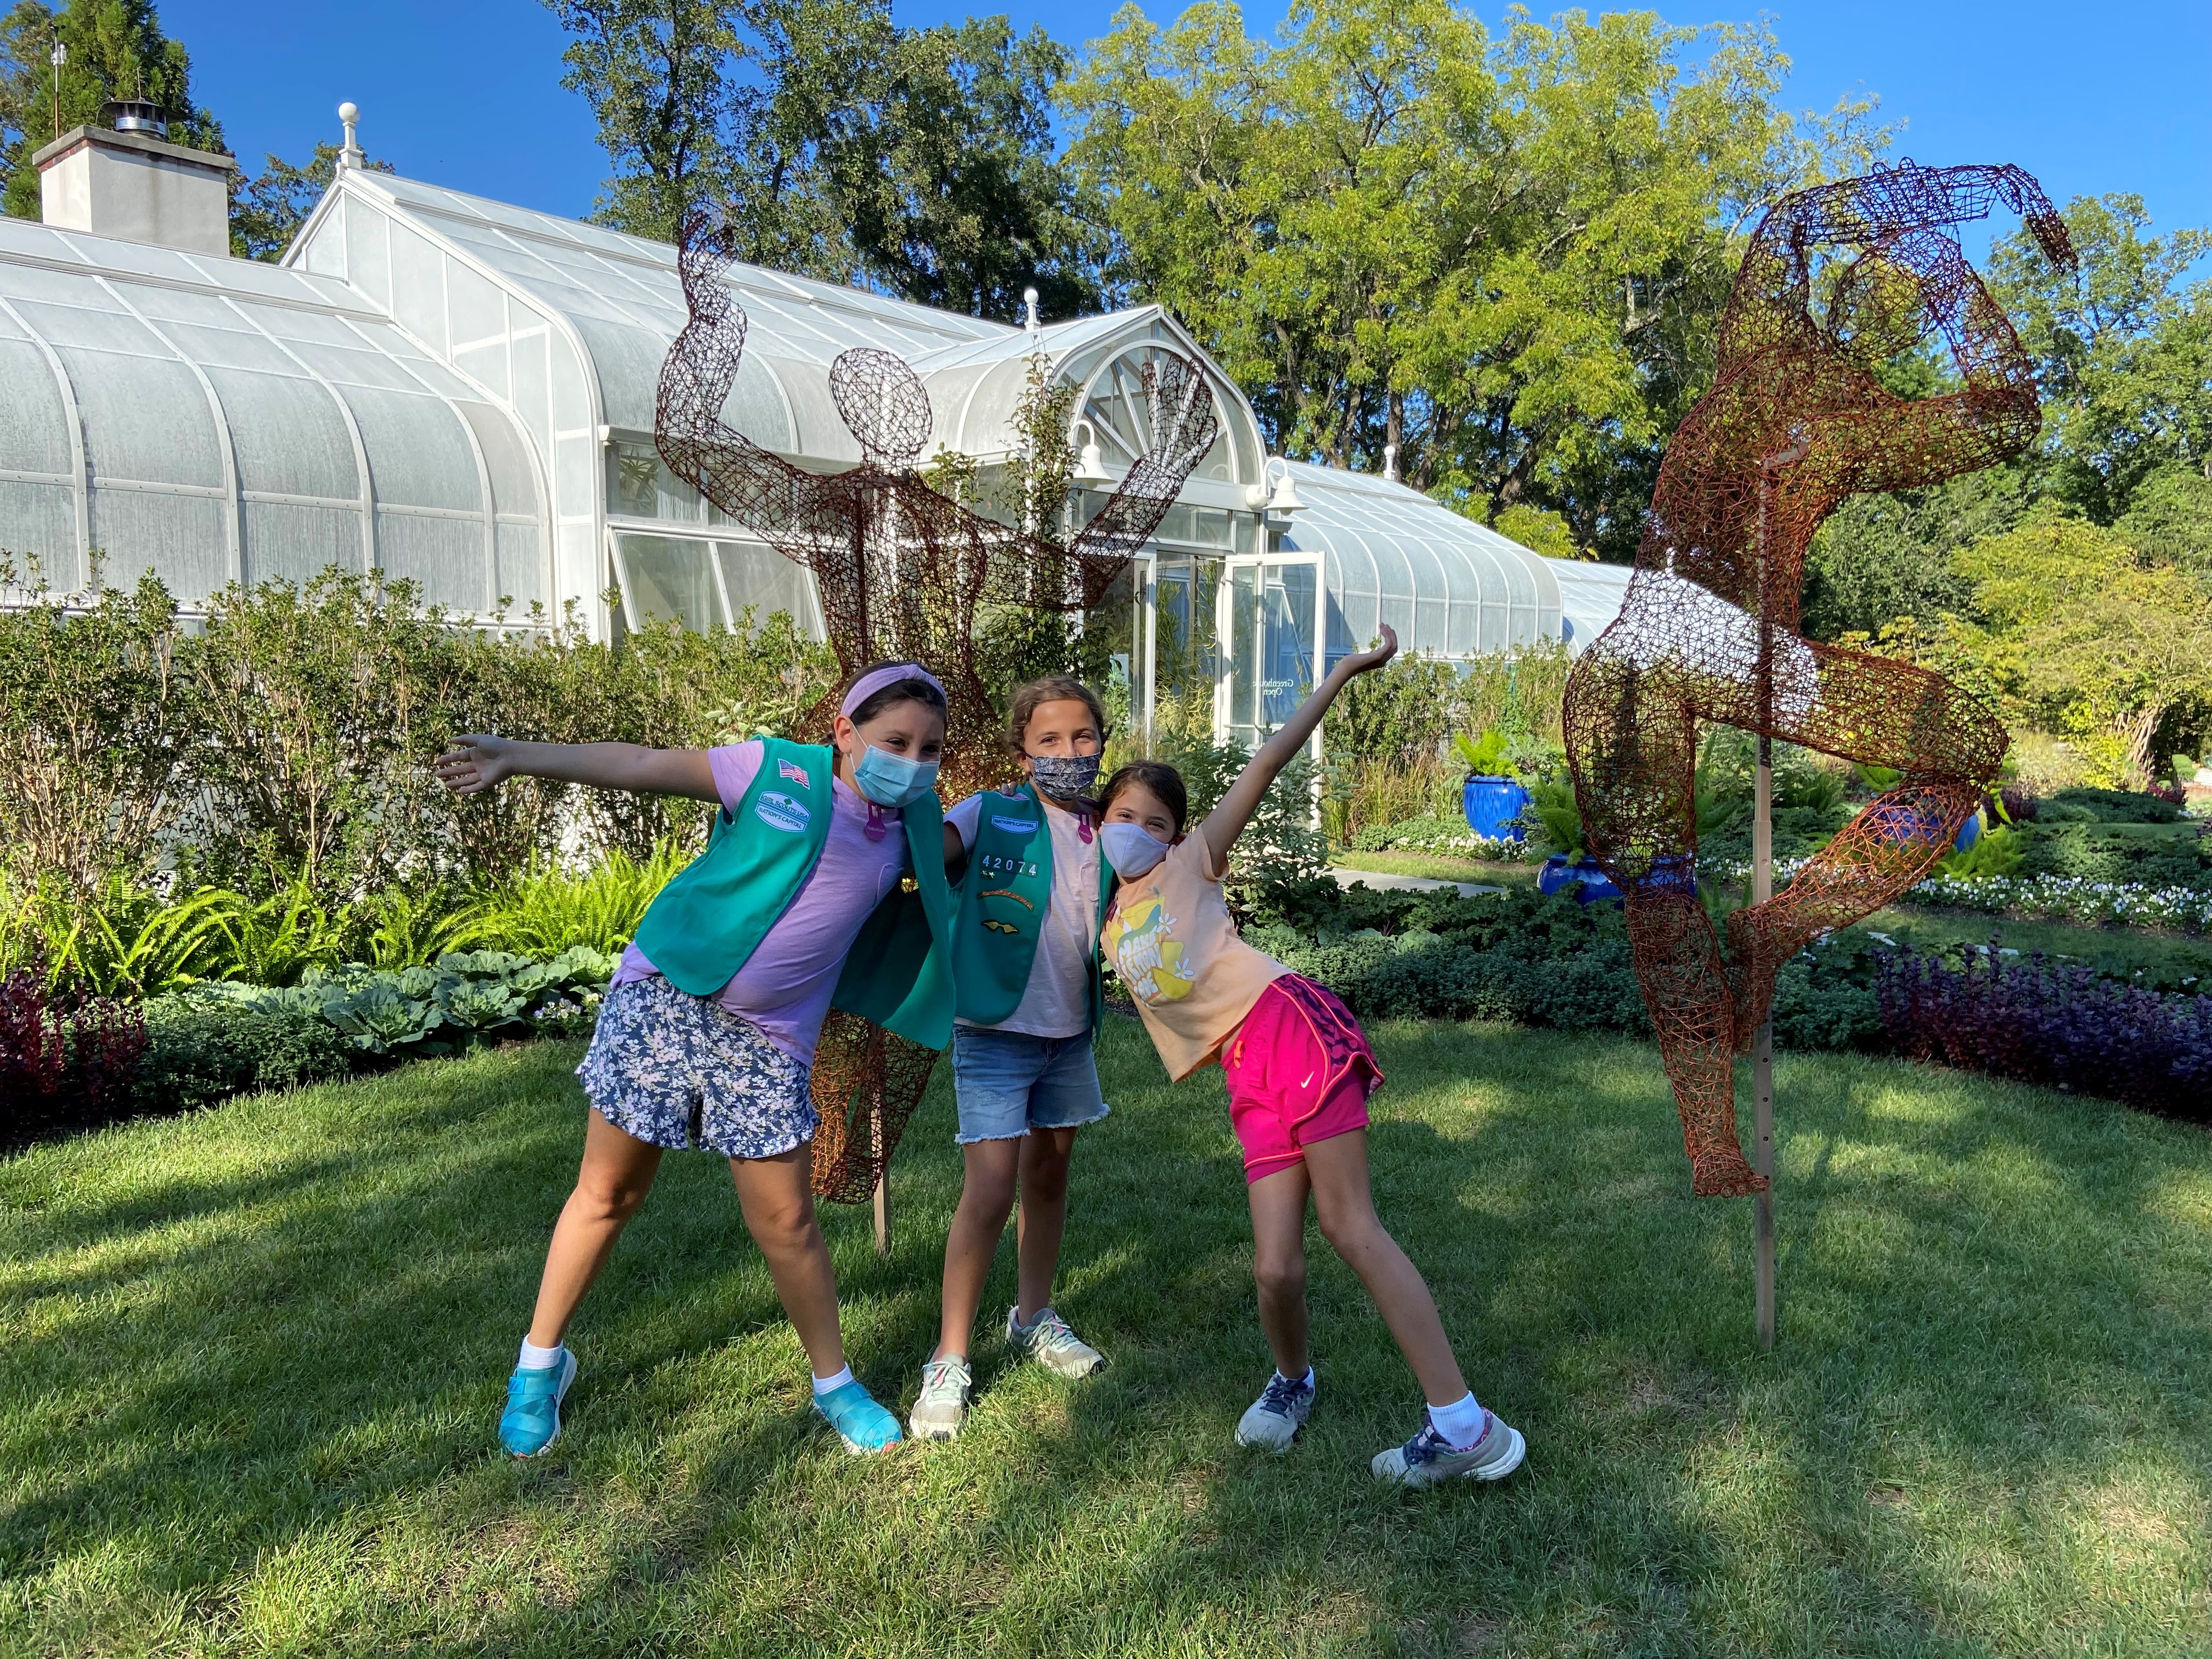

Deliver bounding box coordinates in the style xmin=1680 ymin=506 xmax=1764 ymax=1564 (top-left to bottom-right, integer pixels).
xmin=613 ymin=741 xmax=911 ymax=1068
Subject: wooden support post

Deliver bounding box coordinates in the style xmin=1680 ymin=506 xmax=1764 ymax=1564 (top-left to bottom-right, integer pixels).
xmin=871 ymin=1101 xmax=891 ymax=1258
xmin=1753 ymin=733 xmax=1776 ymax=1351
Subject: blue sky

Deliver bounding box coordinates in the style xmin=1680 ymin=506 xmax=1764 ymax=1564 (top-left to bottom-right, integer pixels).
xmin=165 ymin=0 xmax=2211 ymax=252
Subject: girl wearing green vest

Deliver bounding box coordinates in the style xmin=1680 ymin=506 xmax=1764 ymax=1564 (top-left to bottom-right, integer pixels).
xmin=433 ymin=661 xmax=958 ymax=1460
xmin=909 ymin=678 xmax=1118 ymax=1441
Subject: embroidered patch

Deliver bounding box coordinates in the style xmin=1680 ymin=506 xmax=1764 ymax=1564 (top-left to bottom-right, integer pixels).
xmin=754 ymin=791 xmax=811 ymax=834
xmin=979 ymin=887 xmax=1036 ymax=911
xmin=778 ymin=759 xmax=811 ymax=789
xmin=990 ymin=814 xmax=1040 ymax=836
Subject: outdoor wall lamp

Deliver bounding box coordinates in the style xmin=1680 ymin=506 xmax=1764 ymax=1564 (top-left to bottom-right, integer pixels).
xmin=1070 ymin=419 xmax=1110 ymax=485
xmin=1245 ymin=455 xmax=1303 ymax=516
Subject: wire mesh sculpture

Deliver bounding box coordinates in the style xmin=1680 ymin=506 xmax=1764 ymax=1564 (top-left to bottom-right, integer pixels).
xmin=1562 ymin=162 xmax=2076 ymax=1198
xmin=656 ymin=207 xmax=1222 ymax=1201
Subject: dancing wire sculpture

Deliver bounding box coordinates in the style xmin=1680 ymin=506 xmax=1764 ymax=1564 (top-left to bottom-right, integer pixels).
xmin=1562 ymin=162 xmax=2076 ymax=1198
xmin=655 ymin=207 xmax=1222 ymax=1204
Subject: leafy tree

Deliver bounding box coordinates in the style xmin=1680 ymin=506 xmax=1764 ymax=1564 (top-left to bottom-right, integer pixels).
xmin=546 ymin=0 xmax=1092 ymax=319
xmin=229 ymin=142 xmax=392 ymax=262
xmin=1988 ymin=193 xmax=2212 ymax=526
xmin=1063 ymin=0 xmax=1884 ymax=557
xmin=0 ymin=0 xmax=225 ymax=222
xmin=1950 ymin=511 xmax=2212 ymax=787
xmin=825 ymin=17 xmax=1102 ymax=319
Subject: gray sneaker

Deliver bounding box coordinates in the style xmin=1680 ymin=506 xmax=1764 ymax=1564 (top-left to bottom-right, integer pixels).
xmin=1005 ymin=1306 xmax=1106 ymax=1378
xmin=909 ymin=1354 xmax=972 ymax=1441
xmin=1372 ymin=1410 xmax=1527 ymax=1488
xmin=1235 ymin=1370 xmax=1316 ymax=1452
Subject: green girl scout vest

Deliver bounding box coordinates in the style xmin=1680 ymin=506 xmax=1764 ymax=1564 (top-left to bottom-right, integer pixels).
xmin=950 ymin=780 xmax=1116 ymax=1035
xmin=629 ymin=737 xmax=956 ymax=1052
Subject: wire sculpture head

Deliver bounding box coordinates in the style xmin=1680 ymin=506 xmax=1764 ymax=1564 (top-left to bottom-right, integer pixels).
xmin=830 ymin=348 xmax=933 ymax=470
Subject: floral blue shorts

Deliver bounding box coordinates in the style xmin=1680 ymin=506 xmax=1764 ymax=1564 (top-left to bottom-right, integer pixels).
xmin=577 ymin=977 xmax=816 ymax=1160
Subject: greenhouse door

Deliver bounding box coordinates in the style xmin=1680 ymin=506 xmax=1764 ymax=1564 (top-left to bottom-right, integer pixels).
xmin=1220 ymin=554 xmax=1321 ymax=754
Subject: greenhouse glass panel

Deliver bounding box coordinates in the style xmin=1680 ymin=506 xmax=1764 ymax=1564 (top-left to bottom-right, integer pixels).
xmin=0 ymin=338 xmax=71 ymax=472
xmin=92 ymin=491 xmax=228 ymax=595
xmin=64 ymin=351 xmax=222 ymax=486
xmin=12 ymin=299 xmax=166 ymax=356
xmin=1263 ymin=562 xmax=1317 ymax=727
xmin=342 ymin=386 xmax=482 ymax=511
xmin=0 ymin=482 xmax=78 ymax=586
xmin=207 ymin=368 xmax=358 ymax=501
xmin=618 ymin=534 xmax=722 ymax=633
xmin=494 ymin=523 xmax=545 ymax=614
xmin=375 ymin=512 xmax=487 ymax=612
xmin=160 ymin=321 xmax=298 ymax=376
xmin=1227 ymin=562 xmax=1259 ymax=744
xmin=244 ymin=501 xmax=361 ymax=585
xmin=714 ymin=540 xmax=820 ymax=637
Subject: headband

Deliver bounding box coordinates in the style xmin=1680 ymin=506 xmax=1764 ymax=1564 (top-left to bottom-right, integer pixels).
xmin=840 ymin=663 xmax=946 ymax=719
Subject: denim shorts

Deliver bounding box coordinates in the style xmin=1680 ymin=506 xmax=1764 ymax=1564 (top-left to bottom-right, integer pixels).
xmin=578 ymin=977 xmax=816 ymax=1160
xmin=950 ymin=1024 xmax=1110 ymax=1144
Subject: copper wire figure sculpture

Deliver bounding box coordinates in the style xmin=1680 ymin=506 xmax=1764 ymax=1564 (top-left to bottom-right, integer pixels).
xmin=1563 ymin=162 xmax=2075 ymax=1198
xmin=656 ymin=207 xmax=1222 ymax=1201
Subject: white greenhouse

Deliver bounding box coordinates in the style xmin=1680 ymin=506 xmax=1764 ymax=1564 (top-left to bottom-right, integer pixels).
xmin=0 ymin=111 xmax=1635 ymax=750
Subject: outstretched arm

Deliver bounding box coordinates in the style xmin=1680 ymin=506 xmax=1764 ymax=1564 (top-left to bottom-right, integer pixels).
xmin=433 ymin=736 xmax=719 ymax=803
xmin=1195 ymin=625 xmax=1398 ymax=873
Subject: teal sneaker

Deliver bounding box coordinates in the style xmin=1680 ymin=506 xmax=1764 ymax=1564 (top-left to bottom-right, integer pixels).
xmin=499 ymin=1349 xmax=578 ymax=1457
xmin=813 ymin=1379 xmax=904 ymax=1454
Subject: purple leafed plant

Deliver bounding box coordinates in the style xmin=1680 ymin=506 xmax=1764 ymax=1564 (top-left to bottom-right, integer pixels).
xmin=0 ymin=966 xmax=148 ymax=1134
xmin=1875 ymin=941 xmax=2212 ymax=1116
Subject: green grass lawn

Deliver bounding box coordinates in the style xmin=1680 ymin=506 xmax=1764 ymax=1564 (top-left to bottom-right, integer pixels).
xmin=5 ymin=1019 xmax=2212 ymax=1657
xmin=1333 ymin=851 xmax=1542 ymax=888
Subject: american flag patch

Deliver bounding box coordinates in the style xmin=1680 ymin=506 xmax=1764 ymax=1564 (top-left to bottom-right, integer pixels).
xmin=779 ymin=759 xmax=810 ymax=788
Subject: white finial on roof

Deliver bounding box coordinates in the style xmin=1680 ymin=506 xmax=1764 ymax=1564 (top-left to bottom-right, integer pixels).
xmin=1383 ymin=442 xmax=1400 ymax=482
xmin=1023 ymin=286 xmax=1040 ymax=333
xmin=337 ymin=102 xmax=364 ymax=172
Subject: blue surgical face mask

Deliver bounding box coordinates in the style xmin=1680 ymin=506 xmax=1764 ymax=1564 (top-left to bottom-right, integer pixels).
xmin=1101 ymin=821 xmax=1171 ymax=878
xmin=851 ymin=743 xmax=940 ymax=809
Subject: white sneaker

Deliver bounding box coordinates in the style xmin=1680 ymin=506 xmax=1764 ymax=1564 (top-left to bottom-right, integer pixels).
xmin=1372 ymin=1409 xmax=1526 ymax=1487
xmin=909 ymin=1354 xmax=972 ymax=1441
xmin=1235 ymin=1370 xmax=1316 ymax=1452
xmin=1005 ymin=1306 xmax=1106 ymax=1378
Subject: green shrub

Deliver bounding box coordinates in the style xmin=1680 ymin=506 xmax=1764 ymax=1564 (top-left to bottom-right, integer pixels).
xmin=2017 ymin=820 xmax=2209 ymax=885
xmin=134 ymin=996 xmax=358 ymax=1114
xmin=2045 ymin=786 xmax=2185 ymax=825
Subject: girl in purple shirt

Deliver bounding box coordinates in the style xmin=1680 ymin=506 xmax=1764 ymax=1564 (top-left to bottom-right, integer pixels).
xmin=435 ymin=661 xmax=947 ymax=1459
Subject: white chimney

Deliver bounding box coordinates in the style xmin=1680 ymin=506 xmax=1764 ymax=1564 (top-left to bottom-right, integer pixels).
xmin=33 ymin=123 xmax=238 ymax=256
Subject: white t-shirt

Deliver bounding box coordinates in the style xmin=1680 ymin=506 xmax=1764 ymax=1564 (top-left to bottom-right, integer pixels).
xmin=946 ymin=789 xmax=1102 ymax=1040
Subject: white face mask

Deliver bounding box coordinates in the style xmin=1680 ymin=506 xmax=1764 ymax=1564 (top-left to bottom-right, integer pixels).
xmin=1101 ymin=821 xmax=1171 ymax=878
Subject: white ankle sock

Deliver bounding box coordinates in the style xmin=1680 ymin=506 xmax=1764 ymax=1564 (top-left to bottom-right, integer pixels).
xmin=518 ymin=1337 xmax=565 ymax=1370
xmin=811 ymin=1365 xmax=855 ymax=1396
xmin=1428 ymin=1391 xmax=1486 ymax=1449
xmin=1278 ymin=1367 xmax=1314 ymax=1391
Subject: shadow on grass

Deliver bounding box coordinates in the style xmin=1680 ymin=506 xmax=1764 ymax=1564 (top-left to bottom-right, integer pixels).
xmin=3 ymin=1020 xmax=2210 ymax=1655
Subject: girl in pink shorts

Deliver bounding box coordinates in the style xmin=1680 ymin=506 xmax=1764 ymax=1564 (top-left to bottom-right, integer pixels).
xmin=1097 ymin=624 xmax=1526 ymax=1490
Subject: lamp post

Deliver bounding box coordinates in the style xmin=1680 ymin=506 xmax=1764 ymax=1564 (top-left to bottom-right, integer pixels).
xmin=50 ymin=38 xmax=66 ymax=139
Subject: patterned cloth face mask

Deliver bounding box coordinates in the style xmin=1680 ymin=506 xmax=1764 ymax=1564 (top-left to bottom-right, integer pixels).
xmin=1026 ymin=752 xmax=1102 ymax=803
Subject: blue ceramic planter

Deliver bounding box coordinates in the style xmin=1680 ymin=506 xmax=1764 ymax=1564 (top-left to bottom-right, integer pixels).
xmin=1538 ymin=854 xmax=1622 ymax=904
xmin=1462 ymin=775 xmax=1530 ymax=841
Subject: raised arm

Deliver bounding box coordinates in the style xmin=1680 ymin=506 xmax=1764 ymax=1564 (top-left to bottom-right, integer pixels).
xmin=1060 ymin=354 xmax=1223 ymax=601
xmin=1196 ymin=625 xmax=1398 ymax=873
xmin=656 ymin=208 xmax=845 ymax=555
xmin=433 ymin=736 xmax=719 ymax=803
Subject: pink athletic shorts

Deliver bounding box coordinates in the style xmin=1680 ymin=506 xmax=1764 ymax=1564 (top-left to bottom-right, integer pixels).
xmin=1221 ymin=974 xmax=1384 ymax=1184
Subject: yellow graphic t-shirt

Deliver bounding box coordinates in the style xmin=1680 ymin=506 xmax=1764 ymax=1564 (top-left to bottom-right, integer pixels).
xmin=1102 ymin=834 xmax=1289 ymax=1081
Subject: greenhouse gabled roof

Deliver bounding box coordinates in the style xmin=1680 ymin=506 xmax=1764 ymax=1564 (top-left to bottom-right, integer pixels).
xmin=287 ymin=171 xmax=1268 ymax=481
xmin=0 ymin=213 xmax=546 ymax=614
